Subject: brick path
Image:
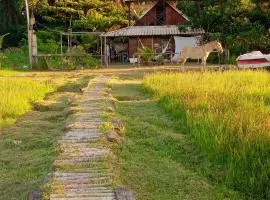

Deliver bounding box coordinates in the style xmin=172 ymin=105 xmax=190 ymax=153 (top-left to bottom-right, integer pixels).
xmin=50 ymin=76 xmax=116 ymax=200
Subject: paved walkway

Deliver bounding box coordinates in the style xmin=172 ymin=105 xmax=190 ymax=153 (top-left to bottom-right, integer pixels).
xmin=50 ymin=76 xmax=116 ymax=200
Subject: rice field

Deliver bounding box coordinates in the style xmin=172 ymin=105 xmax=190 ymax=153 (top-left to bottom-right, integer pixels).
xmin=144 ymin=71 xmax=270 ymax=199
xmin=0 ymin=77 xmax=54 ymax=127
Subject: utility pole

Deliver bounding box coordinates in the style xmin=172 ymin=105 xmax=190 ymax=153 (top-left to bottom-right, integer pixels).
xmin=25 ymin=0 xmax=32 ymax=69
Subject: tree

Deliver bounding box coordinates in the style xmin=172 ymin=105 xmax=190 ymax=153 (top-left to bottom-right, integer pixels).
xmin=0 ymin=0 xmax=129 ymax=47
xmin=33 ymin=0 xmax=129 ymax=31
xmin=0 ymin=0 xmax=24 ymax=32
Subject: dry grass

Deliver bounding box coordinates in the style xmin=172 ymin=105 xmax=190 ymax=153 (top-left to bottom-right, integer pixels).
xmin=107 ymin=72 xmax=246 ymax=200
xmin=144 ymin=70 xmax=270 ymax=198
xmin=0 ymin=77 xmax=54 ymax=127
xmin=0 ymin=69 xmax=91 ymax=199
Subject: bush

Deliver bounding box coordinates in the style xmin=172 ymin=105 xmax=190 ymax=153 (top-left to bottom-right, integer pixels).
xmin=38 ymin=39 xmax=61 ymax=54
xmin=138 ymin=47 xmax=153 ymax=64
xmin=37 ymin=46 xmax=100 ymax=70
xmin=0 ymin=53 xmax=6 ymax=68
xmin=2 ymin=46 xmax=29 ymax=70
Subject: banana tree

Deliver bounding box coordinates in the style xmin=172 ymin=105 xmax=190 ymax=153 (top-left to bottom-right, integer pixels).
xmin=0 ymin=33 xmax=10 ymax=49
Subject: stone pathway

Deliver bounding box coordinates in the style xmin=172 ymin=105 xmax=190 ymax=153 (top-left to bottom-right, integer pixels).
xmin=49 ymin=76 xmax=116 ymax=200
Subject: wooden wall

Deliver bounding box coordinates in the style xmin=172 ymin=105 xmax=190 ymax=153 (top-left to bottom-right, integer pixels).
xmin=135 ymin=2 xmax=187 ymax=26
xmin=135 ymin=8 xmax=156 ymax=26
xmin=165 ymin=5 xmax=186 ymax=25
xmin=128 ymin=38 xmax=138 ymax=57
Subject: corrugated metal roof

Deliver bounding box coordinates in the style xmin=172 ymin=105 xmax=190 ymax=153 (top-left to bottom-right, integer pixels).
xmin=101 ymin=26 xmax=204 ymax=37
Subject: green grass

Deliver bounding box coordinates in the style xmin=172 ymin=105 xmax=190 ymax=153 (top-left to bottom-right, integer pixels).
xmin=1 ymin=48 xmax=29 ymax=70
xmin=0 ymin=73 xmax=90 ymax=199
xmin=108 ymin=73 xmax=247 ymax=200
xmin=0 ymin=77 xmax=54 ymax=127
xmin=143 ymin=71 xmax=270 ymax=199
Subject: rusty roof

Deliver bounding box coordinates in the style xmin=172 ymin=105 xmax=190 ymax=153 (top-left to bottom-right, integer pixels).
xmin=101 ymin=25 xmax=204 ymax=37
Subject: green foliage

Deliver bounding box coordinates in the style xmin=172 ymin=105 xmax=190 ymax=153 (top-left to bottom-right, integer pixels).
xmin=0 ymin=33 xmax=10 ymax=49
xmin=144 ymin=71 xmax=270 ymax=198
xmin=81 ymin=35 xmax=98 ymax=52
xmin=34 ymin=45 xmax=100 ymax=70
xmin=35 ymin=0 xmax=128 ymax=32
xmin=2 ymin=46 xmax=29 ymax=70
xmin=38 ymin=39 xmax=61 ymax=54
xmin=68 ymin=46 xmax=99 ymax=69
xmin=86 ymin=55 xmax=100 ymax=68
xmin=0 ymin=53 xmax=6 ymax=68
xmin=0 ymin=0 xmax=128 ymax=47
xmin=0 ymin=0 xmax=24 ymax=33
xmin=138 ymin=47 xmax=153 ymax=63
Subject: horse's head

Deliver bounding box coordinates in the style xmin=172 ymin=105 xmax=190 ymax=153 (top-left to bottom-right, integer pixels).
xmin=214 ymin=41 xmax=224 ymax=53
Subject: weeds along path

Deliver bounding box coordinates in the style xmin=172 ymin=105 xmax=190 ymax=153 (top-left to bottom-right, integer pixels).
xmin=48 ymin=76 xmax=116 ymax=200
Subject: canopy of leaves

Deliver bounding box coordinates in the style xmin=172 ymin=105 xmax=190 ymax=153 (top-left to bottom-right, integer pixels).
xmin=178 ymin=0 xmax=270 ymax=56
xmin=0 ymin=0 xmax=129 ymax=46
xmin=34 ymin=0 xmax=129 ymax=32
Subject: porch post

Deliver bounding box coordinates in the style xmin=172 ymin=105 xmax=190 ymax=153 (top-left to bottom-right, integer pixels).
xmin=170 ymin=36 xmax=173 ymax=65
xmin=137 ymin=36 xmax=140 ymax=67
xmin=152 ymin=37 xmax=154 ymax=51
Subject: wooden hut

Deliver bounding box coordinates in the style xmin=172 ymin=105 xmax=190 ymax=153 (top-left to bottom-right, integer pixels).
xmin=101 ymin=0 xmax=204 ymax=66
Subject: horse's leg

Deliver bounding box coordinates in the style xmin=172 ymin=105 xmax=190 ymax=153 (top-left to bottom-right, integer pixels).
xmin=201 ymin=57 xmax=207 ymax=72
xmin=179 ymin=57 xmax=187 ymax=71
xmin=200 ymin=58 xmax=204 ymax=71
xmin=182 ymin=58 xmax=187 ymax=72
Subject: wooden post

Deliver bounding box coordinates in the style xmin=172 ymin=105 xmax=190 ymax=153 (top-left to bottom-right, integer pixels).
xmin=152 ymin=37 xmax=154 ymax=52
xmin=30 ymin=13 xmax=37 ymax=57
xmin=170 ymin=36 xmax=172 ymax=65
xmin=67 ymin=28 xmax=72 ymax=52
xmin=100 ymin=36 xmax=103 ymax=66
xmin=25 ymin=0 xmax=32 ymax=68
xmin=104 ymin=36 xmax=108 ymax=67
xmin=137 ymin=36 xmax=140 ymax=67
xmin=60 ymin=33 xmax=63 ymax=55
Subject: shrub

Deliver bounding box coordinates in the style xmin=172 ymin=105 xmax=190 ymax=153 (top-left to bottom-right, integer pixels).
xmin=0 ymin=53 xmax=6 ymax=68
xmin=2 ymin=46 xmax=28 ymax=70
xmin=138 ymin=47 xmax=153 ymax=64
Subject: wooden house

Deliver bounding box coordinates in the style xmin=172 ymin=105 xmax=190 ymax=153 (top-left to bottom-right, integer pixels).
xmin=101 ymin=0 xmax=204 ymax=65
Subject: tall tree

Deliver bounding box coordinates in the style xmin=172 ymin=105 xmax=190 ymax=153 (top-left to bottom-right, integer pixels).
xmin=33 ymin=0 xmax=129 ymax=31
xmin=0 ymin=0 xmax=24 ymax=32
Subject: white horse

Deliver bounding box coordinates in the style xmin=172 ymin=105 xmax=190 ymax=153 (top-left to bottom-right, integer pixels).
xmin=179 ymin=40 xmax=223 ymax=70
